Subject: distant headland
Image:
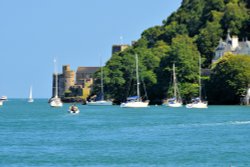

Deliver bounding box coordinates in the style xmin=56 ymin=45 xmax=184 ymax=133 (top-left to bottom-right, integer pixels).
xmin=52 ymin=0 xmax=250 ymax=105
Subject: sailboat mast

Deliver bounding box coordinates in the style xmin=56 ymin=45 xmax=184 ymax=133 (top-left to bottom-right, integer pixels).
xmin=199 ymin=55 xmax=202 ymax=100
xmin=100 ymin=58 xmax=104 ymax=101
xmin=173 ymin=63 xmax=177 ymax=98
xmin=54 ymin=59 xmax=58 ymax=98
xmin=135 ymin=54 xmax=140 ymax=101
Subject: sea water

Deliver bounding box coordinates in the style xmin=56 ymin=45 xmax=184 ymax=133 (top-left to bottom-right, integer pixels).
xmin=0 ymin=99 xmax=250 ymax=167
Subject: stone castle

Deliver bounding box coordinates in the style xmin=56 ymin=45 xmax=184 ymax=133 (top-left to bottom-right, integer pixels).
xmin=213 ymin=31 xmax=250 ymax=62
xmin=52 ymin=65 xmax=99 ymax=101
xmin=51 ymin=43 xmax=131 ymax=102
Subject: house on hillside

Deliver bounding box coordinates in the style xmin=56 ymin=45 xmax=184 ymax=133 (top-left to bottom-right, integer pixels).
xmin=213 ymin=30 xmax=250 ymax=63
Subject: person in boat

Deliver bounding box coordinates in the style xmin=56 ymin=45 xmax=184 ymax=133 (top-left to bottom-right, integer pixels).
xmin=70 ymin=104 xmax=78 ymax=111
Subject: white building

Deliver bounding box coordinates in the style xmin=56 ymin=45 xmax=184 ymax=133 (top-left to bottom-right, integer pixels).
xmin=213 ymin=30 xmax=250 ymax=63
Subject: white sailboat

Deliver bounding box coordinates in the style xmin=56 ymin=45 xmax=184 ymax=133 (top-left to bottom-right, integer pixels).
xmin=164 ymin=63 xmax=182 ymax=107
xmin=50 ymin=58 xmax=63 ymax=107
xmin=28 ymin=86 xmax=34 ymax=103
xmin=0 ymin=96 xmax=7 ymax=101
xmin=87 ymin=59 xmax=113 ymax=106
xmin=0 ymin=95 xmax=7 ymax=106
xmin=120 ymin=54 xmax=149 ymax=108
xmin=186 ymin=55 xmax=208 ymax=109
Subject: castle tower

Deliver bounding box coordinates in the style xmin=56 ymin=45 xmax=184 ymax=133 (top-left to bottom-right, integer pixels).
xmin=63 ymin=65 xmax=75 ymax=92
xmin=112 ymin=44 xmax=130 ymax=54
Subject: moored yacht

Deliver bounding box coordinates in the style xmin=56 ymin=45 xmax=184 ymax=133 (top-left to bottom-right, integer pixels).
xmin=28 ymin=86 xmax=34 ymax=103
xmin=87 ymin=100 xmax=113 ymax=106
xmin=164 ymin=64 xmax=182 ymax=107
xmin=0 ymin=96 xmax=7 ymax=101
xmin=50 ymin=96 xmax=63 ymax=107
xmin=120 ymin=96 xmax=149 ymax=108
xmin=50 ymin=58 xmax=63 ymax=107
xmin=87 ymin=58 xmax=113 ymax=106
xmin=186 ymin=97 xmax=208 ymax=108
xmin=186 ymin=55 xmax=208 ymax=109
xmin=120 ymin=54 xmax=149 ymax=108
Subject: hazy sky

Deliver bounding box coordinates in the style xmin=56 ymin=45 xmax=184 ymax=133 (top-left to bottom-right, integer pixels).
xmin=0 ymin=0 xmax=182 ymax=98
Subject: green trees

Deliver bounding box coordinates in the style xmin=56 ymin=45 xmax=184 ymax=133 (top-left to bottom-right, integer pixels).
xmin=221 ymin=1 xmax=249 ymax=36
xmin=91 ymin=0 xmax=250 ymax=104
xmin=207 ymin=54 xmax=250 ymax=104
xmin=164 ymin=0 xmax=249 ymax=65
xmin=157 ymin=35 xmax=200 ymax=102
xmin=196 ymin=11 xmax=223 ymax=66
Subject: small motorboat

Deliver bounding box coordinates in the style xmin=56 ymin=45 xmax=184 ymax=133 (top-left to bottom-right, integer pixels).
xmin=0 ymin=96 xmax=7 ymax=101
xmin=68 ymin=105 xmax=80 ymax=114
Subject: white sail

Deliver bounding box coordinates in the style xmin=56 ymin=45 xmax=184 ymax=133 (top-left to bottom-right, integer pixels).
xmin=28 ymin=86 xmax=34 ymax=103
xmin=186 ymin=55 xmax=208 ymax=109
xmin=50 ymin=58 xmax=63 ymax=107
xmin=120 ymin=54 xmax=149 ymax=108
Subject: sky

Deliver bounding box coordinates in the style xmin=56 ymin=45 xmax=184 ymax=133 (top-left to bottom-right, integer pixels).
xmin=0 ymin=0 xmax=182 ymax=98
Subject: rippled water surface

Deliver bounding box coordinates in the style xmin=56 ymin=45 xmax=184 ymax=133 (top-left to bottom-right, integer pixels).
xmin=0 ymin=99 xmax=250 ymax=167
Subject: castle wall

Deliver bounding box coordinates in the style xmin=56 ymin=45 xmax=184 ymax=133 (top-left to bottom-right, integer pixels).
xmin=52 ymin=65 xmax=99 ymax=100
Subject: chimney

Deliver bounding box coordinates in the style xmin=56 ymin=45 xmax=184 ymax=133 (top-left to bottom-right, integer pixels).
xmin=231 ymin=36 xmax=239 ymax=51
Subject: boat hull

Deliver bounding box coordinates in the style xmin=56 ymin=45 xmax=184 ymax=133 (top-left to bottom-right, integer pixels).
xmin=68 ymin=109 xmax=80 ymax=114
xmin=0 ymin=96 xmax=7 ymax=101
xmin=50 ymin=98 xmax=63 ymax=107
xmin=28 ymin=99 xmax=34 ymax=103
xmin=186 ymin=102 xmax=208 ymax=109
xmin=0 ymin=101 xmax=3 ymax=106
xmin=120 ymin=101 xmax=149 ymax=108
xmin=87 ymin=100 xmax=113 ymax=106
xmin=166 ymin=102 xmax=183 ymax=108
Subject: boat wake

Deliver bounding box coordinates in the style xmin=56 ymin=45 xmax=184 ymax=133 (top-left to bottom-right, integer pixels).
xmin=229 ymin=121 xmax=250 ymax=125
xmin=178 ymin=121 xmax=250 ymax=128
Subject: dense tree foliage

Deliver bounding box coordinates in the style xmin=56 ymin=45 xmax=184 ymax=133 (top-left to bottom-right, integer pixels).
xmin=92 ymin=0 xmax=250 ymax=104
xmin=207 ymin=54 xmax=250 ymax=104
xmin=157 ymin=35 xmax=200 ymax=102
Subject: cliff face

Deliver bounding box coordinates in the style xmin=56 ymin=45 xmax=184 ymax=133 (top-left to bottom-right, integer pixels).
xmin=100 ymin=0 xmax=250 ymax=104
